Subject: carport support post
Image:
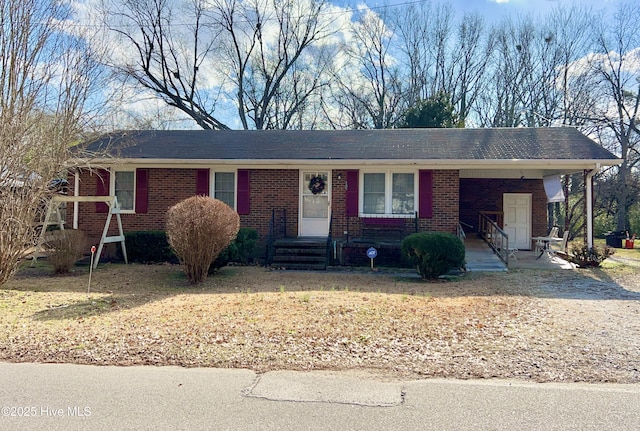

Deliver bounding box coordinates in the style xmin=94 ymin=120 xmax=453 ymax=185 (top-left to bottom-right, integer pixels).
xmin=585 ymin=165 xmax=599 ymax=249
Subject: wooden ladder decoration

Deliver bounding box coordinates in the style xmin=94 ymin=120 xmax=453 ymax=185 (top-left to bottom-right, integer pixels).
xmin=34 ymin=195 xmax=128 ymax=269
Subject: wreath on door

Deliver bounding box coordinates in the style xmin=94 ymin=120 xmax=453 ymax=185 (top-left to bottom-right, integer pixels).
xmin=308 ymin=175 xmax=326 ymax=195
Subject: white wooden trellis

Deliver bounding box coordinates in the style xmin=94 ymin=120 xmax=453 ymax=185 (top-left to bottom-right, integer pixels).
xmin=33 ymin=195 xmax=128 ymax=269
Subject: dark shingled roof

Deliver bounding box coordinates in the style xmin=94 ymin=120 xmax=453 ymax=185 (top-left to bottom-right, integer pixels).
xmin=80 ymin=127 xmax=619 ymax=162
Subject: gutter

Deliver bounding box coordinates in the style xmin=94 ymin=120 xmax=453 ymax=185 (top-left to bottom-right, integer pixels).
xmin=71 ymin=158 xmax=622 ymax=170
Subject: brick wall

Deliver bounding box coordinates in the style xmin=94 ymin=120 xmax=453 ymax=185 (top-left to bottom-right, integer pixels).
xmin=459 ymin=178 xmax=547 ymax=238
xmin=239 ymin=169 xmax=299 ymax=240
xmin=68 ymin=168 xmax=200 ymax=246
xmin=421 ymin=170 xmax=459 ymax=234
xmin=69 ymin=168 xmax=301 ymax=252
xmin=332 ymin=169 xmax=459 ymax=239
xmin=70 ymin=168 xmax=527 ymax=254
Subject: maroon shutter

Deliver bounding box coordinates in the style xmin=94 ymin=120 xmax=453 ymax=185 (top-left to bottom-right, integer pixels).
xmin=135 ymin=168 xmax=149 ymax=214
xmin=419 ymin=170 xmax=433 ymax=218
xmin=196 ymin=169 xmax=210 ymax=196
xmin=237 ymin=169 xmax=250 ymax=215
xmin=95 ymin=169 xmax=110 ymax=213
xmin=346 ymin=170 xmax=359 ymax=216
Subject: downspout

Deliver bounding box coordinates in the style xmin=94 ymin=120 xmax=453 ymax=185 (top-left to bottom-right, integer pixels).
xmin=73 ymin=170 xmax=79 ymax=229
xmin=585 ymin=164 xmax=600 ymax=249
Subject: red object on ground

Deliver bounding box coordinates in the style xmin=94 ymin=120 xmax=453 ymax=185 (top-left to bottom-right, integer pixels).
xmin=625 ymin=239 xmax=635 ymax=249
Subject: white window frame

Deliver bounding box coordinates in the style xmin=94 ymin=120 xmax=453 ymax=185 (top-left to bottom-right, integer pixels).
xmin=110 ymin=169 xmax=136 ymax=214
xmin=359 ymin=169 xmax=417 ymax=217
xmin=210 ymin=170 xmax=237 ymax=210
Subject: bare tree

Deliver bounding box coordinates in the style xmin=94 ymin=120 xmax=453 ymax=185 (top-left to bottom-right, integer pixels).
xmin=392 ymin=4 xmax=492 ymax=126
xmin=214 ymin=0 xmax=335 ymax=129
xmin=588 ymin=1 xmax=640 ymax=231
xmin=328 ymin=7 xmax=404 ymax=129
xmin=475 ymin=17 xmax=536 ymax=127
xmin=0 ymin=0 xmax=99 ymax=285
xmin=102 ymin=0 xmax=335 ymax=130
xmin=393 ymin=3 xmax=456 ymax=105
xmin=102 ymin=0 xmax=230 ymax=129
xmin=393 ymin=2 xmax=433 ymax=106
xmin=444 ymin=12 xmax=494 ymax=125
xmin=548 ymin=5 xmax=599 ymax=128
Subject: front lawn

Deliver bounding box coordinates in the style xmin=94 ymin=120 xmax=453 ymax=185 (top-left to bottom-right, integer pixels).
xmin=1 ymin=262 xmax=639 ymax=383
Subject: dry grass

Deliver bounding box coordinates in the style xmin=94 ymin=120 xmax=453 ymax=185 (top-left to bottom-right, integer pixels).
xmin=1 ymin=261 xmax=639 ymax=383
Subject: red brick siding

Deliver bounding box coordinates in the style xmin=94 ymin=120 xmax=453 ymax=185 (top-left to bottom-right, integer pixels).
xmin=330 ymin=170 xmax=347 ymax=239
xmin=68 ymin=168 xmax=201 ymax=245
xmin=459 ymin=178 xmax=547 ymax=238
xmin=67 ymin=168 xmax=551 ymax=266
xmin=332 ymin=169 xmax=459 ymax=239
xmin=424 ymin=170 xmax=459 ymax=233
xmin=238 ymin=169 xmax=299 ymax=239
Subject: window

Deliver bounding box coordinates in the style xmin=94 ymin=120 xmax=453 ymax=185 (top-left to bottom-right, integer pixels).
xmin=392 ymin=173 xmax=415 ymax=214
xmin=363 ymin=173 xmax=385 ymax=214
xmin=361 ymin=171 xmax=415 ymax=216
xmin=114 ymin=170 xmax=135 ymax=211
xmin=214 ymin=172 xmax=235 ymax=208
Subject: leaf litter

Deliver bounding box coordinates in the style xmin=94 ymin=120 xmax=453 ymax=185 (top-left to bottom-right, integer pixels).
xmin=1 ymin=263 xmax=639 ymax=383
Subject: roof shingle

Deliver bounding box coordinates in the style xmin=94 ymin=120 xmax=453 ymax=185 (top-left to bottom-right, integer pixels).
xmin=80 ymin=128 xmax=619 ymax=162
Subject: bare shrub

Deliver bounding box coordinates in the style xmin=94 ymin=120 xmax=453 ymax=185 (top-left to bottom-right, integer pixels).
xmin=0 ymin=0 xmax=103 ymax=286
xmin=45 ymin=230 xmax=87 ymax=274
xmin=166 ymin=196 xmax=240 ymax=284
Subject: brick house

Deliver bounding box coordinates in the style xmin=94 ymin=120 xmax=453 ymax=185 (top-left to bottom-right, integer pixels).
xmin=68 ymin=128 xmax=620 ymax=266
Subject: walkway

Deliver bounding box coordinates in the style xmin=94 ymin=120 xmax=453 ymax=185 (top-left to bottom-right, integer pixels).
xmin=464 ymin=237 xmax=508 ymax=272
xmin=464 ymin=237 xmax=575 ymax=272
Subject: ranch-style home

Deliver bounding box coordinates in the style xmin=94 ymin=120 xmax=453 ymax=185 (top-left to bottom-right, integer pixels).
xmin=67 ymin=127 xmax=620 ymax=268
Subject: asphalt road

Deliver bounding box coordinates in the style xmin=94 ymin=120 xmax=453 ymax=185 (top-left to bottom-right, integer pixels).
xmin=1 ymin=363 xmax=639 ymax=430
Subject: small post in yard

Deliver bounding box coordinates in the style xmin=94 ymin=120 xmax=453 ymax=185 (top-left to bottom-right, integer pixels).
xmin=367 ymin=247 xmax=377 ymax=271
xmin=88 ymin=245 xmax=96 ymax=295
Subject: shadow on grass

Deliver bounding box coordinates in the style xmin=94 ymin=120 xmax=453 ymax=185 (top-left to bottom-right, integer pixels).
xmin=32 ymin=296 xmax=124 ymax=321
xmin=6 ymin=259 xmax=640 ymax=322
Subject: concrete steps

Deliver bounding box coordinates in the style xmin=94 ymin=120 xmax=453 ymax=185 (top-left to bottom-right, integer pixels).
xmin=271 ymin=238 xmax=327 ymax=270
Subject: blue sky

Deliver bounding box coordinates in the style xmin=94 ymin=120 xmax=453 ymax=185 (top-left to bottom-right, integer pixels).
xmin=346 ymin=0 xmax=618 ymax=22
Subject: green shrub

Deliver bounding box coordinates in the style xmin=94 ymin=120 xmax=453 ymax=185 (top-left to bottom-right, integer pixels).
xmin=567 ymin=244 xmax=614 ymax=268
xmin=208 ymin=243 xmax=236 ymax=274
xmin=401 ymin=232 xmax=465 ymax=279
xmin=235 ymin=228 xmax=258 ymax=264
xmin=209 ymin=228 xmax=257 ymax=272
xmin=45 ymin=229 xmax=87 ymax=274
xmin=593 ymin=212 xmax=616 ymax=238
xmin=123 ymin=231 xmax=176 ymax=263
xmin=120 ymin=228 xmax=256 ymax=272
xmin=166 ymin=196 xmax=240 ymax=284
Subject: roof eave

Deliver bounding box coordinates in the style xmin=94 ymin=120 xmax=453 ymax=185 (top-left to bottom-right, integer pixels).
xmin=72 ymin=157 xmax=622 ymax=170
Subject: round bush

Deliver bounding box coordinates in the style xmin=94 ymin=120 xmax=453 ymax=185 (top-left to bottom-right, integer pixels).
xmin=166 ymin=196 xmax=240 ymax=284
xmin=401 ymin=232 xmax=465 ymax=279
xmin=45 ymin=229 xmax=87 ymax=274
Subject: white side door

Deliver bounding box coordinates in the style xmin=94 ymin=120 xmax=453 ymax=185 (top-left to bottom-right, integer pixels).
xmin=299 ymin=171 xmax=330 ymax=237
xmin=503 ymin=193 xmax=532 ymax=250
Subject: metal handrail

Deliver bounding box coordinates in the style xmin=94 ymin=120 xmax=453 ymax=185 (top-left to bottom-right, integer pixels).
xmin=326 ymin=212 xmax=333 ymax=266
xmin=265 ymin=208 xmax=289 ymax=265
xmin=457 ymin=222 xmax=467 ymax=242
xmin=265 ymin=209 xmax=276 ymax=265
xmin=478 ymin=212 xmax=509 ymax=265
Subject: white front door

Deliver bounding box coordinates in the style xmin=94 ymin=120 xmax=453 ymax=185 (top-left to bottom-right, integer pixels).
xmin=300 ymin=171 xmax=330 ymax=237
xmin=503 ymin=193 xmax=532 ymax=250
